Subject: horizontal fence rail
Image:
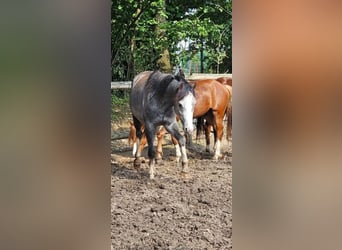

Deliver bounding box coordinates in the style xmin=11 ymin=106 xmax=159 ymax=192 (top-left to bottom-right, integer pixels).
xmin=111 ymin=74 xmax=232 ymax=89
xmin=186 ymin=73 xmax=232 ymax=80
xmin=111 ymin=81 xmax=132 ymax=89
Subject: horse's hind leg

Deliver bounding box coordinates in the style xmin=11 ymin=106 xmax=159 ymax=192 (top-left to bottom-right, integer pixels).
xmin=204 ymin=121 xmax=211 ymax=152
xmin=133 ymin=116 xmax=144 ymax=167
xmin=145 ymin=123 xmax=157 ymax=179
xmin=128 ymin=121 xmax=136 ymax=149
xmin=156 ymin=127 xmax=166 ymax=163
xmin=204 ymin=112 xmax=215 ymax=154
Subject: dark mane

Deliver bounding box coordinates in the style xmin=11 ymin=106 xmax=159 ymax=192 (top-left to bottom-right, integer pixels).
xmin=145 ymin=70 xmax=174 ymax=95
xmin=174 ymin=75 xmax=194 ymax=101
xmin=145 ymin=70 xmax=193 ymax=101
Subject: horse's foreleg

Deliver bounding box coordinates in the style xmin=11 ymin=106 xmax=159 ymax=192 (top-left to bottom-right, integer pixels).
xmin=165 ymin=122 xmax=189 ymax=176
xmin=145 ymin=123 xmax=157 ymax=179
xmin=156 ymin=127 xmax=166 ymax=162
xmin=213 ymin=117 xmax=224 ymax=160
xmin=136 ymin=134 xmax=147 ymax=157
xmin=171 ymin=135 xmax=181 ymax=161
xmin=204 ymin=122 xmax=211 ymax=152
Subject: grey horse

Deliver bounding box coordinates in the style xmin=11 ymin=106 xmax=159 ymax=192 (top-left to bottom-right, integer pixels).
xmin=130 ymin=70 xmax=196 ymax=179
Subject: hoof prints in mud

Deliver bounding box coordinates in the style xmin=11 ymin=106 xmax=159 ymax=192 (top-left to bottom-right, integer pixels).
xmin=111 ymin=147 xmax=232 ymax=249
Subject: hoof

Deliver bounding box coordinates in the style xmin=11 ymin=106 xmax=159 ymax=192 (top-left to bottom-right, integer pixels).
xmin=212 ymin=154 xmax=223 ymax=161
xmin=181 ymin=161 xmax=189 ymax=174
xmin=182 ymin=161 xmax=188 ymax=168
xmin=180 ymin=171 xmax=190 ymax=179
xmin=155 ymin=158 xmax=163 ymax=165
xmin=133 ymin=158 xmax=142 ymax=168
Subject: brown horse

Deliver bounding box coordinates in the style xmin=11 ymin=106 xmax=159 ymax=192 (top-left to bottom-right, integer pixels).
xmin=197 ymin=77 xmax=233 ymax=144
xmin=216 ymin=76 xmax=232 ymax=87
xmin=193 ymin=79 xmax=231 ymax=159
xmin=128 ymin=121 xmax=180 ymax=162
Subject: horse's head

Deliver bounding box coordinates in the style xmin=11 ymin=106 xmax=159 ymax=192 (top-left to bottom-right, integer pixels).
xmin=174 ymin=76 xmax=196 ymax=135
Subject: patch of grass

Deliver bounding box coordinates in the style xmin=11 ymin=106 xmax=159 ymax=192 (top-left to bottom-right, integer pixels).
xmin=111 ymin=89 xmax=131 ymax=122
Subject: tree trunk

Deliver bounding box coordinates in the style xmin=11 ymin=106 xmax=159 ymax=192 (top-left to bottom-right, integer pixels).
xmin=155 ymin=0 xmax=172 ymax=73
xmin=127 ymin=36 xmax=135 ymax=80
xmin=157 ymin=49 xmax=172 ymax=73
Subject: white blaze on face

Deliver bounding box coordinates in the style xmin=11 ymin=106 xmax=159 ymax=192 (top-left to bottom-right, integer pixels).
xmin=178 ymin=92 xmax=196 ymax=134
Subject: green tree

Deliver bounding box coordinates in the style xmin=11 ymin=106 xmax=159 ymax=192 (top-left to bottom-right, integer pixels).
xmin=111 ymin=0 xmax=232 ymax=80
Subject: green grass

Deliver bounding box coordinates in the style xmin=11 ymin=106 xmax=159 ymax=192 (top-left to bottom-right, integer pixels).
xmin=111 ymin=89 xmax=131 ymax=122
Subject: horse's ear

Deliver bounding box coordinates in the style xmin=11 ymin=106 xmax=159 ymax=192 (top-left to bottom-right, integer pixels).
xmin=176 ymin=82 xmax=184 ymax=92
xmin=175 ymin=68 xmax=185 ymax=79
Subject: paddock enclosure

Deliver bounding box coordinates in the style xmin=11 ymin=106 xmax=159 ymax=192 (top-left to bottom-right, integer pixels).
xmin=111 ymin=74 xmax=232 ymax=249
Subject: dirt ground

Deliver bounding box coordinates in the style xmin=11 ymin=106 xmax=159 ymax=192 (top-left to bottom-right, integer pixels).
xmin=111 ymin=123 xmax=232 ymax=249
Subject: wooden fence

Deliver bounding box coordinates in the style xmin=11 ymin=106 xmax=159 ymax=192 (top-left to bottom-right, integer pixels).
xmin=111 ymin=81 xmax=131 ymax=89
xmin=111 ymin=73 xmax=232 ymax=89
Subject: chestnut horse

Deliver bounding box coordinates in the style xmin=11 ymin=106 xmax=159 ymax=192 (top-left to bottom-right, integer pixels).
xmin=216 ymin=76 xmax=232 ymax=87
xmin=128 ymin=121 xmax=179 ymax=162
xmin=202 ymin=77 xmax=232 ymax=143
xmin=193 ymin=79 xmax=231 ymax=159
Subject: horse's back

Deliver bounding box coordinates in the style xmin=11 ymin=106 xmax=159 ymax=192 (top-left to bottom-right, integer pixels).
xmin=130 ymin=71 xmax=153 ymax=122
xmin=194 ymin=79 xmax=229 ymax=116
xmin=193 ymin=80 xmax=214 ymax=116
xmin=212 ymin=79 xmax=230 ymax=113
xmin=132 ymin=71 xmax=153 ymax=87
xmin=130 ymin=70 xmax=179 ymax=124
xmin=216 ymin=76 xmax=232 ymax=87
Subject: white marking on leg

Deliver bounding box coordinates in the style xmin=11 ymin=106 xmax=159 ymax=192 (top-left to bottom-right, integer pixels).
xmin=180 ymin=145 xmax=189 ymax=173
xmin=206 ymin=144 xmax=210 ymax=152
xmin=149 ymin=159 xmax=155 ymax=179
xmin=214 ymin=140 xmax=221 ymax=160
xmin=136 ymin=138 xmax=142 ymax=157
xmin=181 ymin=146 xmax=188 ymax=163
xmin=175 ymin=144 xmax=181 ymax=162
xmin=132 ymin=142 xmax=137 ymax=156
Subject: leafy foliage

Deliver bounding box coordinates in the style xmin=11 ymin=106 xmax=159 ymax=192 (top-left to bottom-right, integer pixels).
xmin=112 ymin=0 xmax=232 ymax=80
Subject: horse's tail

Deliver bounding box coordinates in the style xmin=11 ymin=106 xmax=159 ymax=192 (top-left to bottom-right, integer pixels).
xmin=196 ymin=116 xmax=205 ymax=140
xmin=226 ymin=86 xmax=233 ymax=140
xmin=226 ymin=105 xmax=232 ymax=140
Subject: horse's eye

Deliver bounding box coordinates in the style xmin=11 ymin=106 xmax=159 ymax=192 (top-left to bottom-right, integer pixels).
xmin=178 ymin=103 xmax=183 ymax=109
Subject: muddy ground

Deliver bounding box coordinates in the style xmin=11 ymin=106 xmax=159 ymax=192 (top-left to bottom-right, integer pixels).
xmin=111 ymin=123 xmax=232 ymax=249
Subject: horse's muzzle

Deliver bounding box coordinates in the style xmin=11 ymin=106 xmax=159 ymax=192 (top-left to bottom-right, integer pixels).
xmin=184 ymin=126 xmax=194 ymax=135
